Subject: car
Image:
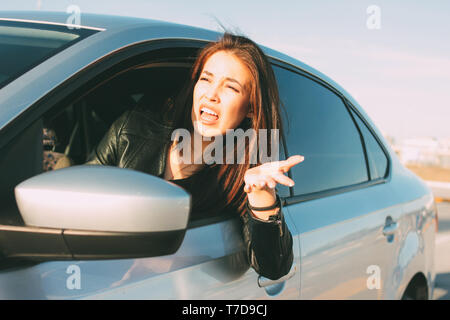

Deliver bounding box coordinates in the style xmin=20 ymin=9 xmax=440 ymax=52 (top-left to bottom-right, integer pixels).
xmin=0 ymin=10 xmax=437 ymax=300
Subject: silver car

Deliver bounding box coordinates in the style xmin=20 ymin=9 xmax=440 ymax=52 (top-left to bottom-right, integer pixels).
xmin=0 ymin=11 xmax=437 ymax=299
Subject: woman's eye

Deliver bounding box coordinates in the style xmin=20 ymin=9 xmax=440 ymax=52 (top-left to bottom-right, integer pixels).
xmin=227 ymin=86 xmax=239 ymax=93
xmin=200 ymin=77 xmax=210 ymax=81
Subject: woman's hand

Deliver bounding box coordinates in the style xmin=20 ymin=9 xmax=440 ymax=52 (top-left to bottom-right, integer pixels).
xmin=244 ymin=155 xmax=304 ymax=220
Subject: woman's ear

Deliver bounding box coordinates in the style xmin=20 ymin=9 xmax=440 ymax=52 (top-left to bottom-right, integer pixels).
xmin=246 ymin=106 xmax=253 ymax=119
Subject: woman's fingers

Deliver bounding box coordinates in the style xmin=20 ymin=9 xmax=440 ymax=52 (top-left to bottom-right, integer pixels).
xmin=253 ymin=176 xmax=276 ymax=189
xmin=265 ymin=176 xmax=277 ymax=189
xmin=245 ymin=173 xmax=292 ymax=192
xmin=279 ymin=155 xmax=304 ymax=173
xmin=262 ymin=155 xmax=304 ymax=173
xmin=244 ymin=175 xmax=277 ymax=192
xmin=272 ymin=172 xmax=295 ymax=187
xmin=244 ymin=155 xmax=304 ymax=192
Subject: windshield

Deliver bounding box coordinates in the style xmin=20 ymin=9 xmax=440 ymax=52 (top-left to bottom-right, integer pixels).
xmin=0 ymin=20 xmax=99 ymax=89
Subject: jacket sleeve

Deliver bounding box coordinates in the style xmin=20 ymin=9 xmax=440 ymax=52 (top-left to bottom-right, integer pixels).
xmin=85 ymin=110 xmax=131 ymax=166
xmin=240 ymin=198 xmax=294 ymax=280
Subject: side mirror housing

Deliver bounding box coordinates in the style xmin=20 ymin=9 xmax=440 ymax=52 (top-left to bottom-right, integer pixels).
xmin=2 ymin=165 xmax=191 ymax=261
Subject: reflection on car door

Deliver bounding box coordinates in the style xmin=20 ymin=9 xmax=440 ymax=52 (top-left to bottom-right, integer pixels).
xmin=0 ymin=216 xmax=300 ymax=299
xmin=285 ymin=186 xmax=401 ymax=299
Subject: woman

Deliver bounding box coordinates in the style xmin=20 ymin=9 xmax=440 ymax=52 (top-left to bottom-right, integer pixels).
xmin=86 ymin=32 xmax=304 ymax=280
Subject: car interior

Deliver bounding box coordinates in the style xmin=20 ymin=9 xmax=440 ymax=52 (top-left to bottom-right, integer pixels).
xmin=42 ymin=62 xmax=193 ymax=171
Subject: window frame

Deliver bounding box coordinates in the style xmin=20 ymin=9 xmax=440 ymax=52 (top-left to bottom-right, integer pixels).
xmin=268 ymin=59 xmax=391 ymax=207
xmin=344 ymin=99 xmax=391 ymax=182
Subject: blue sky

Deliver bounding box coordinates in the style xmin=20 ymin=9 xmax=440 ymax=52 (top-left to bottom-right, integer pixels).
xmin=1 ymin=0 xmax=449 ymax=142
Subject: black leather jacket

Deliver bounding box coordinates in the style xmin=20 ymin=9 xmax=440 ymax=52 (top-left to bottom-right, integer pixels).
xmin=86 ymin=105 xmax=293 ymax=280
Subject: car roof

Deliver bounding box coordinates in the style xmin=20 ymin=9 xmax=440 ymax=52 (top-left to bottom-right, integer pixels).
xmin=0 ymin=10 xmax=165 ymax=30
xmin=0 ymin=11 xmax=366 ymax=120
xmin=0 ymin=11 xmax=391 ymax=158
xmin=0 ymin=12 xmax=333 ymax=77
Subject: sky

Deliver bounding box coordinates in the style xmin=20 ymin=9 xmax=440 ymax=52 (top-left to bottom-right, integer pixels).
xmin=1 ymin=0 xmax=449 ymax=142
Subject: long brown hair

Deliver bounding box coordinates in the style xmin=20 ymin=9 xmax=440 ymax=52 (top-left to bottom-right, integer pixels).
xmin=170 ymin=32 xmax=284 ymax=216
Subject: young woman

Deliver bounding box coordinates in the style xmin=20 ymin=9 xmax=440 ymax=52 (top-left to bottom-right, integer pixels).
xmin=86 ymin=32 xmax=304 ymax=280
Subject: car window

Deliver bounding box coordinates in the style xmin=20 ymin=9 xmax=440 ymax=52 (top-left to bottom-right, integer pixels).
xmin=0 ymin=20 xmax=98 ymax=89
xmin=0 ymin=118 xmax=42 ymax=226
xmin=273 ymin=65 xmax=368 ymax=196
xmin=348 ymin=107 xmax=388 ymax=180
xmin=42 ymin=64 xmax=192 ymax=169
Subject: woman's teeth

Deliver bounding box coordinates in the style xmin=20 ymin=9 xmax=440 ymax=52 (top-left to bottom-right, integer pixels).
xmin=200 ymin=107 xmax=219 ymax=123
xmin=201 ymin=107 xmax=218 ymax=117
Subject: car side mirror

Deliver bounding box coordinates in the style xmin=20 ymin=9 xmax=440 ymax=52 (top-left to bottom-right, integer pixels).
xmin=2 ymin=165 xmax=191 ymax=261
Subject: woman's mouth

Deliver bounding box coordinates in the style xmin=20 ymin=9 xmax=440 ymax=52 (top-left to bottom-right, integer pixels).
xmin=200 ymin=106 xmax=219 ymax=125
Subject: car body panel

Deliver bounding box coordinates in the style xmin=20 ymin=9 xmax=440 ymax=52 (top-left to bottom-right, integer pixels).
xmin=286 ymin=181 xmax=401 ymax=299
xmin=287 ymin=170 xmax=436 ymax=299
xmin=393 ymin=193 xmax=436 ymax=299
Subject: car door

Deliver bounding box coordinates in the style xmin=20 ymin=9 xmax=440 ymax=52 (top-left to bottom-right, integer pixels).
xmin=0 ymin=119 xmax=300 ymax=300
xmin=0 ymin=35 xmax=301 ymax=299
xmin=0 ymin=121 xmax=300 ymax=300
xmin=0 ymin=215 xmax=300 ymax=299
xmin=273 ymin=64 xmax=401 ymax=299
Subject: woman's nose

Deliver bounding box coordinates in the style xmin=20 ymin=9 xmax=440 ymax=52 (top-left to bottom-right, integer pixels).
xmin=205 ymin=84 xmax=220 ymax=102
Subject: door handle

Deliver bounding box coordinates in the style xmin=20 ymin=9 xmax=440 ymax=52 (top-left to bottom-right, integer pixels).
xmin=383 ymin=220 xmax=398 ymax=236
xmin=258 ymin=264 xmax=298 ymax=288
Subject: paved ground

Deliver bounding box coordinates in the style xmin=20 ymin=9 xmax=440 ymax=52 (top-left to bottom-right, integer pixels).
xmin=432 ymin=202 xmax=450 ymax=300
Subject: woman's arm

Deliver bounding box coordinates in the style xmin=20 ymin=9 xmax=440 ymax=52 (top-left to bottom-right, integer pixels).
xmin=240 ymin=196 xmax=294 ymax=280
xmin=241 ymin=155 xmax=304 ymax=280
xmin=85 ymin=110 xmax=131 ymax=166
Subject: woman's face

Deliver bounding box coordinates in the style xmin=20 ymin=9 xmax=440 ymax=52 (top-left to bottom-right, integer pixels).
xmin=191 ymin=50 xmax=252 ymax=137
